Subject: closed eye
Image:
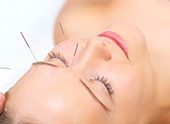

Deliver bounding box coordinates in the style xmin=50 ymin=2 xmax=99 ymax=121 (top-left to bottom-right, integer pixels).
xmin=48 ymin=51 xmax=69 ymax=67
xmin=93 ymin=75 xmax=114 ymax=95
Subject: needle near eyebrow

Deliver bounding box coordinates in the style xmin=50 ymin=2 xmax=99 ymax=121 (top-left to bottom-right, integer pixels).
xmin=70 ymin=43 xmax=79 ymax=68
xmin=20 ymin=32 xmax=37 ymax=62
xmin=59 ymin=22 xmax=67 ymax=40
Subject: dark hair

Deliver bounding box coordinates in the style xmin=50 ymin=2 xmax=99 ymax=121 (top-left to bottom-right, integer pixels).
xmin=0 ymin=109 xmax=13 ymax=124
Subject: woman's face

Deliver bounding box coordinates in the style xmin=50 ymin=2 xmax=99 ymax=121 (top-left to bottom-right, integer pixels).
xmin=55 ymin=0 xmax=170 ymax=87
xmin=5 ymin=24 xmax=156 ymax=124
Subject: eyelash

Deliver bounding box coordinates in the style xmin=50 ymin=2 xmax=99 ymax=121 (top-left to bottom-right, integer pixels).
xmin=48 ymin=52 xmax=113 ymax=94
xmin=48 ymin=52 xmax=69 ymax=67
xmin=93 ymin=75 xmax=114 ymax=95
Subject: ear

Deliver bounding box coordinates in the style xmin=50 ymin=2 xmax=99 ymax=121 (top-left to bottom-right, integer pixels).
xmin=0 ymin=92 xmax=5 ymax=113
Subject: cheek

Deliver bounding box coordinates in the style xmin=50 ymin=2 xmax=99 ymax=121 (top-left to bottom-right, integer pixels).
xmin=38 ymin=82 xmax=111 ymax=124
xmin=45 ymin=98 xmax=110 ymax=124
xmin=116 ymin=73 xmax=144 ymax=108
xmin=111 ymin=69 xmax=150 ymax=123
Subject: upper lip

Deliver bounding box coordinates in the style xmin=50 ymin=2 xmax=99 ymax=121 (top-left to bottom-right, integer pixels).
xmin=98 ymin=31 xmax=129 ymax=59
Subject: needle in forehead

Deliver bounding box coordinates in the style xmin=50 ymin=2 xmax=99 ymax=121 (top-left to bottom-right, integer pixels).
xmin=59 ymin=22 xmax=67 ymax=40
xmin=20 ymin=32 xmax=37 ymax=62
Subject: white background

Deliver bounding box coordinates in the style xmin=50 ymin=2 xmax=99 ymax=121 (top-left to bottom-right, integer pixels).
xmin=0 ymin=0 xmax=65 ymax=93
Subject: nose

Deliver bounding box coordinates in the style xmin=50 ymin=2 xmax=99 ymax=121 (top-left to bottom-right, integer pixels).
xmin=73 ymin=23 xmax=149 ymax=71
xmin=74 ymin=35 xmax=126 ymax=70
xmin=78 ymin=37 xmax=112 ymax=68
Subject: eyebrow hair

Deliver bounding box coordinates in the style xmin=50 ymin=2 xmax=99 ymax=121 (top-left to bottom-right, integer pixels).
xmin=80 ymin=79 xmax=110 ymax=111
xmin=32 ymin=61 xmax=59 ymax=67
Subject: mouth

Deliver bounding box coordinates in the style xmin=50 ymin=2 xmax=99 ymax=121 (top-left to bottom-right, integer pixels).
xmin=98 ymin=31 xmax=129 ymax=59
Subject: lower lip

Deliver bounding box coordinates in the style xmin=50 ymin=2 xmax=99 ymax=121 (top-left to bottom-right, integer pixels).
xmin=98 ymin=31 xmax=129 ymax=59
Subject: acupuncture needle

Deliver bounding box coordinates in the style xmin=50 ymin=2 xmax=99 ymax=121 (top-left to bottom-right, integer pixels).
xmin=1 ymin=33 xmax=37 ymax=70
xmin=1 ymin=23 xmax=67 ymax=70
xmin=20 ymin=32 xmax=37 ymax=62
xmin=0 ymin=67 xmax=11 ymax=70
xmin=59 ymin=22 xmax=79 ymax=68
xmin=59 ymin=22 xmax=67 ymax=40
xmin=70 ymin=43 xmax=79 ymax=68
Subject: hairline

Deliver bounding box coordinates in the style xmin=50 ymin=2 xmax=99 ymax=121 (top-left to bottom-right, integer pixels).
xmin=3 ymin=92 xmax=43 ymax=124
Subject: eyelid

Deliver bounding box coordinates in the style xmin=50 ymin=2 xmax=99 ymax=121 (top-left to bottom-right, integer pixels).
xmin=80 ymin=77 xmax=113 ymax=111
xmin=47 ymin=51 xmax=69 ymax=67
xmin=80 ymin=78 xmax=110 ymax=111
xmin=93 ymin=75 xmax=114 ymax=95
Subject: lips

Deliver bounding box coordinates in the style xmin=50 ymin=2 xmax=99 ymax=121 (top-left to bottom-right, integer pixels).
xmin=98 ymin=31 xmax=129 ymax=59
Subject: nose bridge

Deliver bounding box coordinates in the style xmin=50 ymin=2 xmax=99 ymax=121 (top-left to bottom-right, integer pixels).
xmin=76 ymin=37 xmax=112 ymax=69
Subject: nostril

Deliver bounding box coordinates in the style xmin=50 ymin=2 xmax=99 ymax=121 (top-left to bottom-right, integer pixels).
xmin=86 ymin=37 xmax=112 ymax=61
xmin=100 ymin=44 xmax=112 ymax=61
xmin=98 ymin=31 xmax=129 ymax=59
xmin=75 ymin=37 xmax=112 ymax=68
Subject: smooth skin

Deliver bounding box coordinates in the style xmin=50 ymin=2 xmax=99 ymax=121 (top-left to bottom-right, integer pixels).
xmin=55 ymin=0 xmax=170 ymax=98
xmin=3 ymin=24 xmax=164 ymax=124
xmin=1 ymin=0 xmax=170 ymax=123
xmin=54 ymin=1 xmax=170 ymax=123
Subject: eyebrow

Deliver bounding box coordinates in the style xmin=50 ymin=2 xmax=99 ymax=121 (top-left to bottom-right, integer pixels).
xmin=32 ymin=61 xmax=59 ymax=68
xmin=80 ymin=79 xmax=110 ymax=111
